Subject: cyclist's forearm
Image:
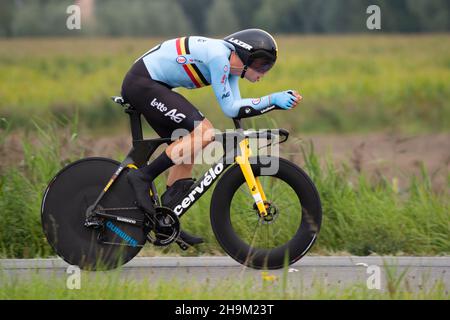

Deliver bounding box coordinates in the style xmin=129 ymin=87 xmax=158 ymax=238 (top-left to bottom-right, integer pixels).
xmin=237 ymin=95 xmax=272 ymax=111
xmin=219 ymin=95 xmax=271 ymax=118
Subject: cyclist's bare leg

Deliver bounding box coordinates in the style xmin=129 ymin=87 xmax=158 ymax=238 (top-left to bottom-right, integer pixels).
xmin=163 ymin=118 xmax=214 ymax=245
xmin=165 ymin=118 xmax=214 ymax=186
xmin=166 ymin=164 xmax=194 ymax=186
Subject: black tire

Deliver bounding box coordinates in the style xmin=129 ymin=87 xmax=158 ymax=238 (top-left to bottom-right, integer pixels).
xmin=41 ymin=157 xmax=145 ymax=270
xmin=210 ymin=156 xmax=322 ymax=270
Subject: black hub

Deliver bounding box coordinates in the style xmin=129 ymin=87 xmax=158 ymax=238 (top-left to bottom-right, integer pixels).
xmin=84 ymin=204 xmax=104 ymax=229
xmin=253 ymin=200 xmax=279 ymax=224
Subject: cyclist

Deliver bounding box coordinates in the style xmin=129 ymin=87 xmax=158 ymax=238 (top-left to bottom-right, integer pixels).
xmin=121 ymin=29 xmax=302 ymax=246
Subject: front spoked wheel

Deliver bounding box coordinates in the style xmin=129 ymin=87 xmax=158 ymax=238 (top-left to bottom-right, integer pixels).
xmin=210 ymin=156 xmax=322 ymax=269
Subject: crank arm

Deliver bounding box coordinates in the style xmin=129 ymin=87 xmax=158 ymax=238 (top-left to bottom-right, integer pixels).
xmin=175 ymin=238 xmax=189 ymax=251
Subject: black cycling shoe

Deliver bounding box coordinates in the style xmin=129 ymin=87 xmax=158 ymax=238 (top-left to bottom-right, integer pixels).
xmin=160 ymin=178 xmax=197 ymax=207
xmin=161 ymin=178 xmax=204 ymax=246
xmin=179 ymin=230 xmax=204 ymax=245
xmin=127 ymin=169 xmax=156 ymax=216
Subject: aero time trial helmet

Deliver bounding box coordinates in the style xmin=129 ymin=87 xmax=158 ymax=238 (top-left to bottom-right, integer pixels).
xmin=224 ymin=28 xmax=278 ymax=78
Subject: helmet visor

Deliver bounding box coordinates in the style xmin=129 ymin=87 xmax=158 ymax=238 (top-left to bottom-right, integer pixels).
xmin=247 ymin=51 xmax=276 ymax=73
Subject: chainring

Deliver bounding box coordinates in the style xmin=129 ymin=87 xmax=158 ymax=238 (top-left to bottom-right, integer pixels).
xmin=146 ymin=206 xmax=180 ymax=246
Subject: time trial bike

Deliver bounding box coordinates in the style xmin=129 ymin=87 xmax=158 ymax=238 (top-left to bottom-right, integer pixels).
xmin=41 ymin=96 xmax=322 ymax=270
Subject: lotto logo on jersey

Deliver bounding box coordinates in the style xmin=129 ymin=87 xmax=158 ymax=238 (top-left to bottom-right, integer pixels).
xmin=165 ymin=109 xmax=186 ymax=123
xmin=150 ymin=98 xmax=168 ymax=112
xmin=150 ymin=98 xmax=186 ymax=123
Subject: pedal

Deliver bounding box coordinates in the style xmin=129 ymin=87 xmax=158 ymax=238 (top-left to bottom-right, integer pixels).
xmin=175 ymin=238 xmax=189 ymax=251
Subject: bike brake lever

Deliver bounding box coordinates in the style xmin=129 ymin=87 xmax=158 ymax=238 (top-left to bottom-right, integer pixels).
xmin=257 ymin=129 xmax=289 ymax=150
xmin=279 ymin=129 xmax=289 ymax=143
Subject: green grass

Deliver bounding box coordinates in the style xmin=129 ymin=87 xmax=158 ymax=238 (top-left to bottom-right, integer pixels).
xmin=0 ymin=119 xmax=448 ymax=258
xmin=0 ymin=265 xmax=448 ymax=300
xmin=0 ymin=117 xmax=82 ymax=258
xmin=0 ymin=35 xmax=449 ymax=133
xmin=301 ymin=141 xmax=450 ymax=256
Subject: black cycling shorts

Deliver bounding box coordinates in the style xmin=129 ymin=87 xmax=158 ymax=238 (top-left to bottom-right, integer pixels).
xmin=121 ymin=59 xmax=205 ymax=139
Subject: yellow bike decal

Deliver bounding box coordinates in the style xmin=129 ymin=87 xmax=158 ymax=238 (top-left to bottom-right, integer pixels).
xmin=104 ymin=163 xmax=138 ymax=193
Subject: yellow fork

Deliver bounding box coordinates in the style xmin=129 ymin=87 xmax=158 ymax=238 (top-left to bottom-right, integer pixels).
xmin=235 ymin=138 xmax=268 ymax=216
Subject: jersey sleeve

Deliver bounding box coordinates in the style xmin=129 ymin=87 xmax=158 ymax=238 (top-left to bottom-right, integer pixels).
xmin=228 ymin=75 xmax=241 ymax=100
xmin=209 ymin=56 xmax=272 ymax=118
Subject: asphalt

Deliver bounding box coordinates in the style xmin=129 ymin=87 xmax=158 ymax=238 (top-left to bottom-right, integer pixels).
xmin=1 ymin=256 xmax=449 ymax=292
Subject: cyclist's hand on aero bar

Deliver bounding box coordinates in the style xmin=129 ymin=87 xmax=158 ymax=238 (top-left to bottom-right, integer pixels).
xmin=270 ymin=90 xmax=303 ymax=110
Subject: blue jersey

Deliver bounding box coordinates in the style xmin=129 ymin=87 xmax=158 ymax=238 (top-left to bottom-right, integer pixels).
xmin=137 ymin=36 xmax=272 ymax=118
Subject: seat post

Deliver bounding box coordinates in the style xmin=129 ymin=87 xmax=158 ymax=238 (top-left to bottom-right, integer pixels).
xmin=125 ymin=107 xmax=143 ymax=141
xmin=233 ymin=118 xmax=243 ymax=130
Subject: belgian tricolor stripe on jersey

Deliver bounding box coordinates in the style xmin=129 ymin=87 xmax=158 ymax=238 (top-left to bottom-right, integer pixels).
xmin=176 ymin=37 xmax=209 ymax=88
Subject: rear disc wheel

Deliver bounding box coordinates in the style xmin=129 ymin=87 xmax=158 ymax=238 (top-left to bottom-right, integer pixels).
xmin=41 ymin=157 xmax=145 ymax=270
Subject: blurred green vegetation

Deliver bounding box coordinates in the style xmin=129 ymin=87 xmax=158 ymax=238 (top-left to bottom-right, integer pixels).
xmin=0 ymin=0 xmax=448 ymax=37
xmin=1 ymin=269 xmax=448 ymax=299
xmin=0 ymin=35 xmax=449 ymax=134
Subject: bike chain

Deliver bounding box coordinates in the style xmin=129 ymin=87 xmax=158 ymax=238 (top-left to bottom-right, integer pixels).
xmin=95 ymin=206 xmax=140 ymax=212
xmin=93 ymin=206 xmax=188 ymax=250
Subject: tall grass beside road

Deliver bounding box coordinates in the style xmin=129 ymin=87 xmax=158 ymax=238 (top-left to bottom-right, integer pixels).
xmin=300 ymin=142 xmax=449 ymax=256
xmin=0 ymin=267 xmax=447 ymax=300
xmin=0 ymin=117 xmax=82 ymax=258
xmin=0 ymin=121 xmax=448 ymax=258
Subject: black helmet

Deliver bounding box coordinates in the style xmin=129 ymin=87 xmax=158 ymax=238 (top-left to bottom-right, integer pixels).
xmin=224 ymin=28 xmax=278 ymax=78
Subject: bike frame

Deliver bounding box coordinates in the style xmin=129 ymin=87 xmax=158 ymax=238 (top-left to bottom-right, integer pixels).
xmin=88 ymin=102 xmax=289 ymax=226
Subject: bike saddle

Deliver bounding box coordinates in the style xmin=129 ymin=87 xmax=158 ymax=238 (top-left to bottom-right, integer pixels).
xmin=111 ymin=96 xmax=129 ymax=107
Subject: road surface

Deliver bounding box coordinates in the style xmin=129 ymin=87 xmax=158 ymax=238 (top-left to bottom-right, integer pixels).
xmin=1 ymin=256 xmax=449 ymax=292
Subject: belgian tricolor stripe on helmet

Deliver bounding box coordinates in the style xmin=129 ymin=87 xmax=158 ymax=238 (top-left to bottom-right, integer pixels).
xmin=176 ymin=37 xmax=209 ymax=88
